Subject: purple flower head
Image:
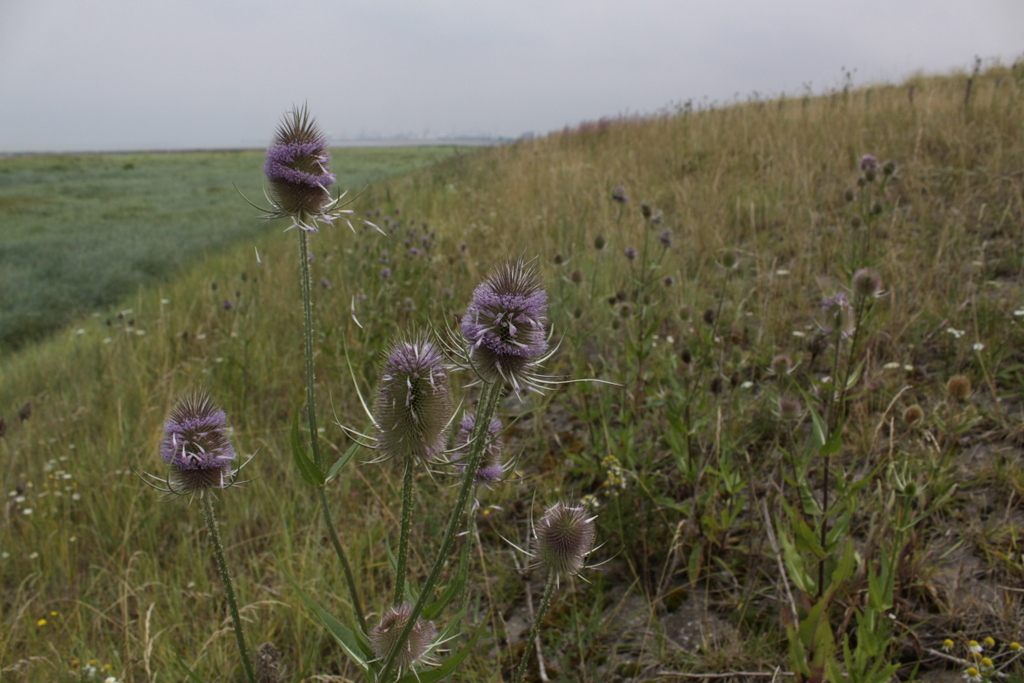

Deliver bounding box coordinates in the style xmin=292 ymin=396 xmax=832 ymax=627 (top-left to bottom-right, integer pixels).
xmin=659 ymin=229 xmax=673 ymax=247
xmin=534 ymin=501 xmax=597 ymax=579
xmin=159 ymin=393 xmax=236 ymax=492
xmin=222 ymin=300 xmax=233 ymax=310
xmin=380 ymin=266 xmax=392 ymax=280
xmin=320 ymin=278 xmax=331 ymax=289
xmin=262 ymin=106 xmax=339 ymax=230
xmin=624 ymin=247 xmax=638 ymax=260
xmin=611 ymin=186 xmax=628 ymax=203
xmin=860 ymin=154 xmax=878 ymax=173
xmin=373 ymin=335 xmax=453 ymax=463
xmin=370 ymin=603 xmax=437 ymax=672
xmin=461 ymin=259 xmax=549 ymax=391
xmin=451 ymin=412 xmax=504 ymax=485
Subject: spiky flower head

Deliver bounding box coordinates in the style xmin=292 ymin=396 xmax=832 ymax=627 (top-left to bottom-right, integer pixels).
xmin=451 ymin=412 xmax=504 ymax=484
xmin=852 ymin=268 xmax=882 ymax=300
xmin=262 ymin=106 xmax=342 ymax=232
xmin=369 ymin=603 xmax=437 ymax=671
xmin=534 ymin=502 xmax=596 ymax=579
xmin=373 ymin=335 xmax=453 ymax=463
xmin=461 ymin=259 xmax=550 ymax=392
xmin=159 ymin=392 xmax=236 ymax=492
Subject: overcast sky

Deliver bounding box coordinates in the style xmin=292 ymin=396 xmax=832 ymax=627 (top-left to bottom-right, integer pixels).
xmin=0 ymin=0 xmax=1021 ymax=152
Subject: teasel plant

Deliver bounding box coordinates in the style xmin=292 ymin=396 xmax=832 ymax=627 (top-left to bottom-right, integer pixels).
xmin=139 ymin=392 xmax=258 ymax=683
xmin=512 ymin=501 xmax=598 ymax=683
xmin=244 ymin=105 xmax=381 ymax=634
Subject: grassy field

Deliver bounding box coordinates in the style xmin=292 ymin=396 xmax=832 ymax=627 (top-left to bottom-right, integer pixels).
xmin=2 ymin=65 xmax=1024 ymax=682
xmin=0 ymin=146 xmax=466 ymax=352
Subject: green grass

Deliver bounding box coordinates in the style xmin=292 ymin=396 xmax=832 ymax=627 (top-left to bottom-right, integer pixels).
xmin=0 ymin=146 xmax=467 ymax=352
xmin=3 ymin=66 xmax=1024 ymax=682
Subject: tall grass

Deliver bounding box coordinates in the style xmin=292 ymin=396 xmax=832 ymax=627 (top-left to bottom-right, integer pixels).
xmin=2 ymin=64 xmax=1024 ymax=681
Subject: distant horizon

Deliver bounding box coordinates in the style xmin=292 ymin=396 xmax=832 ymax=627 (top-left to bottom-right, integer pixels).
xmin=3 ymin=0 xmax=1020 ymax=154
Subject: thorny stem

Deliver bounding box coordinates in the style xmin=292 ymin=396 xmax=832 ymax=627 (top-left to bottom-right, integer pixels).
xmin=378 ymin=380 xmax=503 ymax=682
xmin=394 ymin=456 xmax=416 ymax=606
xmin=201 ymin=493 xmax=257 ymax=683
xmin=513 ymin=572 xmax=558 ymax=683
xmin=297 ymin=227 xmax=367 ymax=632
xmin=298 ymin=228 xmax=323 ymax=469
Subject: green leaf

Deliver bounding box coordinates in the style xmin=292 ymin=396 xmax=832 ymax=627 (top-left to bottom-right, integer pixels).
xmin=326 ymin=442 xmax=359 ymax=482
xmin=291 ymin=412 xmax=326 ymax=487
xmin=819 ymin=418 xmax=843 ymax=458
xmin=287 ymin=574 xmax=370 ymax=669
xmin=395 ymin=618 xmax=487 ymax=683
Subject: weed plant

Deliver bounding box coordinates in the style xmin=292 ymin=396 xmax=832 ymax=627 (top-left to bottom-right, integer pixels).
xmin=2 ymin=64 xmax=1024 ymax=681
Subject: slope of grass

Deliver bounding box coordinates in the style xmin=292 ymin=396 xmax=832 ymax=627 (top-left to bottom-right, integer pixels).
xmin=0 ymin=146 xmax=466 ymax=352
xmin=2 ymin=65 xmax=1024 ymax=682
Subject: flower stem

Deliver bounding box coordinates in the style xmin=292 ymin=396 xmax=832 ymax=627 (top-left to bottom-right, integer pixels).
xmin=297 ymin=229 xmax=323 ymax=469
xmin=297 ymin=228 xmax=366 ymax=633
xmin=513 ymin=572 xmax=558 ymax=683
xmin=201 ymin=493 xmax=257 ymax=683
xmin=393 ymin=456 xmax=416 ymax=607
xmin=378 ymin=380 xmax=503 ymax=682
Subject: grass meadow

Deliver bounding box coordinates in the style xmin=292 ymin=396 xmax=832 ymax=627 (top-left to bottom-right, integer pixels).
xmin=3 ymin=65 xmax=1024 ymax=682
xmin=0 ymin=146 xmax=465 ymax=352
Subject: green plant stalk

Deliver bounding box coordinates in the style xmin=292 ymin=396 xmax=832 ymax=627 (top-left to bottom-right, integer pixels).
xmin=297 ymin=227 xmax=367 ymax=633
xmin=377 ymin=380 xmax=503 ymax=682
xmin=297 ymin=228 xmax=323 ymax=469
xmin=201 ymin=493 xmax=257 ymax=683
xmin=513 ymin=572 xmax=558 ymax=683
xmin=393 ymin=456 xmax=416 ymax=606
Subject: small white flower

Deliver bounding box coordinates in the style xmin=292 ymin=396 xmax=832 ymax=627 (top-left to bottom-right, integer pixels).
xmin=103 ymin=338 xmax=112 ymax=344
xmin=883 ymin=362 xmax=901 ymax=370
xmin=135 ymin=330 xmax=146 ymax=336
xmin=28 ymin=552 xmax=39 ymax=559
xmin=904 ymin=364 xmax=914 ymax=372
xmin=946 ymin=328 xmax=966 ymax=339
xmin=161 ymin=299 xmax=171 ymax=305
xmin=1014 ymin=309 xmax=1024 ymax=317
xmin=775 ymin=269 xmax=790 ymax=276
xmin=21 ymin=508 xmax=32 ymax=515
xmin=75 ymin=328 xmax=85 ymax=335
xmin=973 ymin=342 xmax=985 ymax=352
xmin=791 ymin=331 xmax=806 ymax=338
xmin=740 ymin=381 xmax=754 ymax=389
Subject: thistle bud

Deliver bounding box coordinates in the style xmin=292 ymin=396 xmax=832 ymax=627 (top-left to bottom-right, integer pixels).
xmin=594 ymin=235 xmax=606 ymax=250
xmin=461 ymin=260 xmax=549 ymax=391
xmin=263 ymin=106 xmax=337 ymax=230
xmin=535 ymin=502 xmax=596 ymax=579
xmin=369 ymin=603 xmax=437 ymax=672
xmin=159 ymin=392 xmax=237 ymax=492
xmin=373 ymin=335 xmax=453 ymax=463
xmin=451 ymin=412 xmax=504 ymax=484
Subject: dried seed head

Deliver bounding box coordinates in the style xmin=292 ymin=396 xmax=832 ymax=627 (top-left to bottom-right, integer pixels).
xmin=947 ymin=375 xmax=972 ymax=401
xmin=369 ymin=603 xmax=437 ymax=672
xmin=902 ymin=404 xmax=924 ymax=427
xmin=159 ymin=392 xmax=236 ymax=492
xmin=263 ymin=106 xmax=337 ymax=225
xmin=570 ymin=269 xmax=583 ymax=284
xmin=535 ymin=502 xmax=596 ymax=579
xmin=373 ymin=335 xmax=453 ymax=463
xmin=594 ymin=234 xmax=606 ymax=250
xmin=451 ymin=412 xmax=504 ymax=484
xmin=779 ymin=396 xmax=802 ymax=421
xmin=852 ymin=268 xmax=882 ymax=299
xmin=461 ymin=260 xmax=549 ymax=391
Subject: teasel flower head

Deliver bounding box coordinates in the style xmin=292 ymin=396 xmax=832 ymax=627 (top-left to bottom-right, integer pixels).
xmin=369 ymin=603 xmax=438 ymax=672
xmin=255 ymin=105 xmax=355 ymax=233
xmin=534 ymin=501 xmax=597 ymax=580
xmin=451 ymin=412 xmax=504 ymax=484
xmin=372 ymin=334 xmax=453 ymax=463
xmin=459 ymin=259 xmax=552 ymax=393
xmin=852 ymin=268 xmax=882 ymax=300
xmin=158 ymin=392 xmax=237 ymax=493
